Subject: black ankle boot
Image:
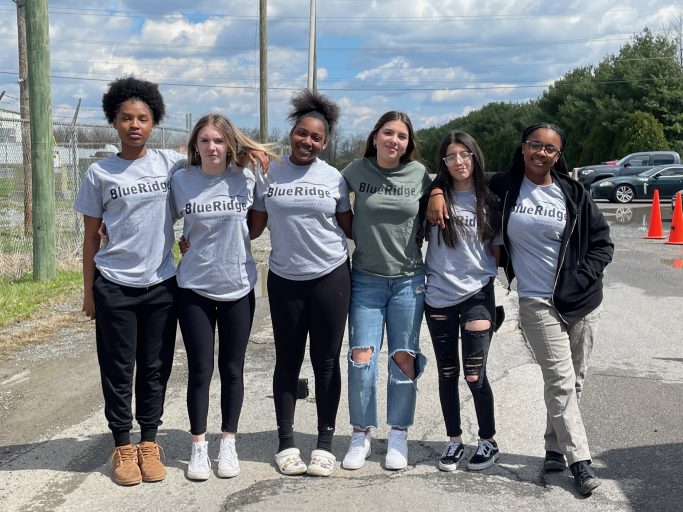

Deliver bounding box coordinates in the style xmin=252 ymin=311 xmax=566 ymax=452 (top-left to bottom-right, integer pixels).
xmin=569 ymin=460 xmax=600 ymax=495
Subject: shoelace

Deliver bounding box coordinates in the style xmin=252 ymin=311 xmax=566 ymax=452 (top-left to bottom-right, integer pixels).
xmin=138 ymin=443 xmax=164 ymax=462
xmin=111 ymin=446 xmax=137 ymax=465
xmin=192 ymin=443 xmax=208 ymax=459
xmin=190 ymin=444 xmax=209 ymax=470
xmin=475 ymin=440 xmax=493 ymax=456
xmin=220 ymin=442 xmax=238 ymax=467
xmin=442 ymin=442 xmax=461 ymax=458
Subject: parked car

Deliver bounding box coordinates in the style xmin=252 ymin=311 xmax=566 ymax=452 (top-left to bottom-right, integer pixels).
xmin=589 ymin=164 xmax=683 ymax=203
xmin=577 ymin=151 xmax=681 ymax=188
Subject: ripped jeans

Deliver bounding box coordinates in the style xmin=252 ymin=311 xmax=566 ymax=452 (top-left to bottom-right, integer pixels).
xmin=424 ymin=279 xmax=496 ymax=439
xmin=347 ymin=270 xmax=426 ymax=430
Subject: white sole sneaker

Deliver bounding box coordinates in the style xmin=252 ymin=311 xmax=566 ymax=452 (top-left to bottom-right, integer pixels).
xmin=187 ymin=467 xmax=211 ymax=481
xmin=342 ymin=433 xmax=371 ymax=470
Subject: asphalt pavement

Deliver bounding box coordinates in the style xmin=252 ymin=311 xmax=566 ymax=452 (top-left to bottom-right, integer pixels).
xmin=1 ymin=202 xmax=682 ymax=512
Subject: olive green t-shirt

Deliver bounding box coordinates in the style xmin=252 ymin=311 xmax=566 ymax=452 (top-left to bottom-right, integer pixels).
xmin=342 ymin=157 xmax=432 ymax=277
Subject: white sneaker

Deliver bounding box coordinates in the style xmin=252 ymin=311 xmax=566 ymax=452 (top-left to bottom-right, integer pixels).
xmin=342 ymin=431 xmax=371 ymax=470
xmin=385 ymin=429 xmax=408 ymax=470
xmin=217 ymin=437 xmax=240 ymax=478
xmin=187 ymin=440 xmax=211 ymax=481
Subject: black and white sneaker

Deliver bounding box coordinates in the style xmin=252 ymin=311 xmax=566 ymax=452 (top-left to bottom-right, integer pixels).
xmin=438 ymin=441 xmax=464 ymax=472
xmin=467 ymin=439 xmax=499 ymax=470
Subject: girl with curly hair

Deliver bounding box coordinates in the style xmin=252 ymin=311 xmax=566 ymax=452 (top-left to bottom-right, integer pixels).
xmin=74 ymin=77 xmax=268 ymax=486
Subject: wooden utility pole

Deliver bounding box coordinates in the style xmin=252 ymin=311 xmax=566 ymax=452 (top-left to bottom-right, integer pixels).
xmin=25 ymin=0 xmax=55 ymax=280
xmin=307 ymin=0 xmax=317 ymax=91
xmin=15 ymin=0 xmax=32 ymax=236
xmin=259 ymin=0 xmax=268 ymax=142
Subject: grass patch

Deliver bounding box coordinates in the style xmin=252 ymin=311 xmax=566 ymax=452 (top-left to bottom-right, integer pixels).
xmin=0 ymin=178 xmax=13 ymax=198
xmin=0 ymin=270 xmax=82 ymax=328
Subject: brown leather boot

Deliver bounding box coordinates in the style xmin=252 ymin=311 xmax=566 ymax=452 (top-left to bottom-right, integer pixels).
xmin=110 ymin=444 xmax=142 ymax=486
xmin=137 ymin=441 xmax=166 ymax=482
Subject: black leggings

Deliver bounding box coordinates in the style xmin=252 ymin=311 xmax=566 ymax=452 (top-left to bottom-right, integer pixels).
xmin=178 ymin=288 xmax=255 ymax=435
xmin=268 ymin=262 xmax=350 ymax=452
xmin=425 ymin=279 xmax=496 ymax=440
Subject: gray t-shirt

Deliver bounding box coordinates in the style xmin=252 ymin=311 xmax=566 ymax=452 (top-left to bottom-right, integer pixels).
xmin=342 ymin=157 xmax=432 ymax=277
xmin=252 ymin=157 xmax=351 ymax=281
xmin=170 ymin=165 xmax=256 ymax=301
xmin=507 ymin=176 xmax=567 ymax=298
xmin=425 ymin=190 xmax=499 ymax=308
xmin=73 ymin=149 xmax=185 ymax=287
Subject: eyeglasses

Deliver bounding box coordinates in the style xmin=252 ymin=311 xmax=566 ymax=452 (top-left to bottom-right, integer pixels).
xmin=442 ymin=152 xmax=473 ymax=165
xmin=524 ymin=140 xmax=561 ymax=156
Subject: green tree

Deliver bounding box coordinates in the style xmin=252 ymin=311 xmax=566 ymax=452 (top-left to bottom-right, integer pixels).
xmin=417 ymin=101 xmax=541 ymax=173
xmin=535 ymin=28 xmax=683 ymax=166
xmin=615 ymin=111 xmax=669 ymax=155
xmin=416 ymin=27 xmax=683 ymax=170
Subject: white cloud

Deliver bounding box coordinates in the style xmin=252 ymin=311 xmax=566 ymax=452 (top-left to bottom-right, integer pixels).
xmin=1 ymin=0 xmax=680 ymax=136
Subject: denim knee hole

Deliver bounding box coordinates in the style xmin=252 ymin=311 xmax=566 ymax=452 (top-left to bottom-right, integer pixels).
xmin=349 ymin=346 xmax=373 ymax=367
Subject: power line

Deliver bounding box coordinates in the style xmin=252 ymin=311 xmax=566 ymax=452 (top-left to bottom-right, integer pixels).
xmin=0 ymin=5 xmax=643 ymax=24
xmin=0 ymin=32 xmax=648 ymax=54
xmin=0 ymin=69 xmax=679 ymax=93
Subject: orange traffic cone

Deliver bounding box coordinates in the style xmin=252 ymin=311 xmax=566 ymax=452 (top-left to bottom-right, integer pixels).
xmin=666 ymin=192 xmax=683 ymax=245
xmin=644 ymin=189 xmax=666 ymax=239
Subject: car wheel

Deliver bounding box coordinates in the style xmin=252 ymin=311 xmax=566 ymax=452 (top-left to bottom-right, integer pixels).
xmin=613 ymin=184 xmax=635 ymax=203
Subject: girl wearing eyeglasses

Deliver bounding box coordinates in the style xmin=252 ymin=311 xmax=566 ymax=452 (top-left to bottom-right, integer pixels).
xmin=427 ymin=123 xmax=613 ymax=495
xmin=422 ymin=130 xmax=502 ymax=473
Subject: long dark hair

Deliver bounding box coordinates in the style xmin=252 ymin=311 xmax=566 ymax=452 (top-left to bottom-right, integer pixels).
xmin=363 ymin=111 xmax=418 ymax=163
xmin=507 ymin=122 xmax=570 ymax=176
xmin=430 ymin=130 xmax=497 ymax=247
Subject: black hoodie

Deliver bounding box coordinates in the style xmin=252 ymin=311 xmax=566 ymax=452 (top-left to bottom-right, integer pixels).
xmin=488 ymin=169 xmax=614 ymax=324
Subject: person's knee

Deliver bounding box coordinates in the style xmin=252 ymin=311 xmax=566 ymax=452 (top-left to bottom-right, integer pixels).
xmin=392 ymin=350 xmax=414 ymax=368
xmin=465 ymin=319 xmax=491 ymax=332
xmin=351 ymin=347 xmax=373 ymax=365
xmin=391 ymin=350 xmax=417 ymax=379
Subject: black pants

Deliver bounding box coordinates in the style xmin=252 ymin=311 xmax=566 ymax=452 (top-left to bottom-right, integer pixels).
xmin=425 ymin=279 xmax=496 ymax=440
xmin=178 ymin=288 xmax=255 ymax=435
xmin=92 ymin=272 xmax=177 ymax=446
xmin=268 ymin=262 xmax=350 ymax=449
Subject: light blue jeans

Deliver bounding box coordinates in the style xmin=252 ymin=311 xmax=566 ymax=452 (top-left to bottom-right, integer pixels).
xmin=347 ymin=270 xmax=427 ymax=430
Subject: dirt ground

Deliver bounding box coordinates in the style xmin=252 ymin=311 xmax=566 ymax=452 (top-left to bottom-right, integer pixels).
xmin=0 ymin=291 xmax=90 ymax=362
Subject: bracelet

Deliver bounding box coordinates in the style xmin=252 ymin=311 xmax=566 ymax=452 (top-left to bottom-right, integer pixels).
xmin=430 ymin=191 xmax=444 ymax=197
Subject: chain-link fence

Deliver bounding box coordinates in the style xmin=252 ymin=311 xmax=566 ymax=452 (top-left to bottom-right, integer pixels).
xmin=0 ymin=112 xmax=188 ymax=279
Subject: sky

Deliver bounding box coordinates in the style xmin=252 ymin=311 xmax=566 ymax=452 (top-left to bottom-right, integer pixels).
xmin=0 ymin=1 xmax=681 ymax=139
